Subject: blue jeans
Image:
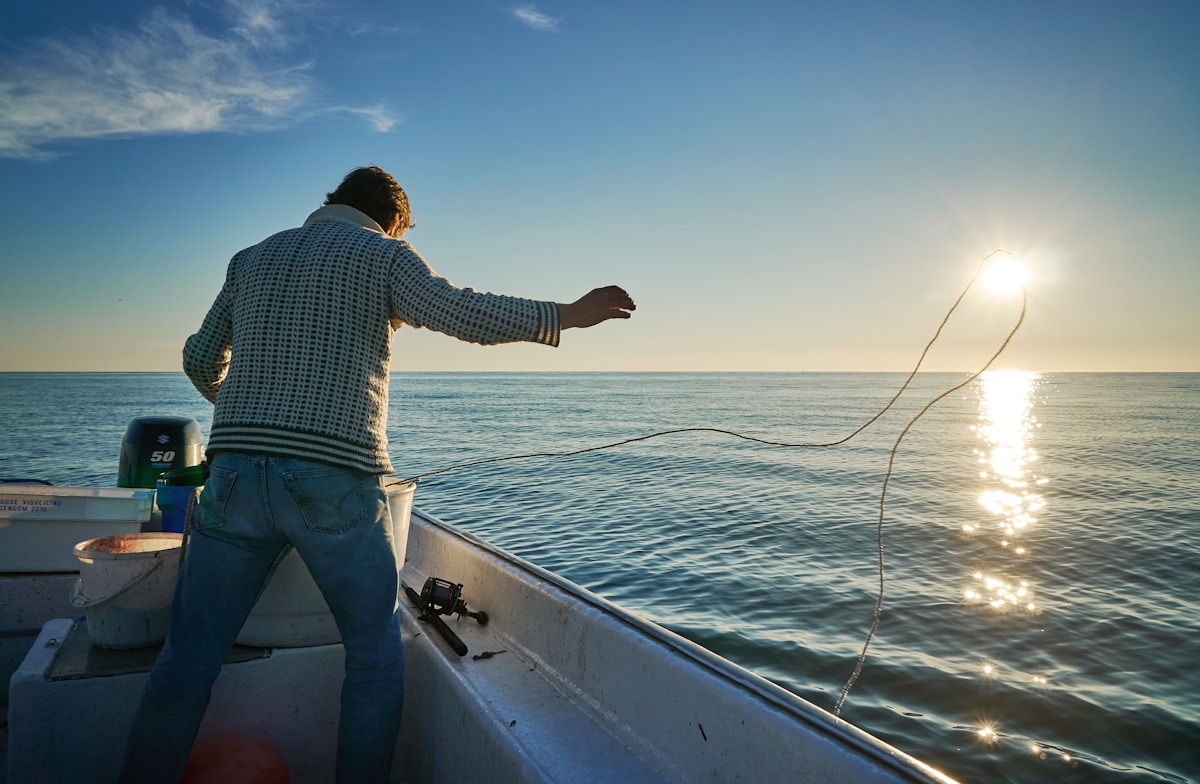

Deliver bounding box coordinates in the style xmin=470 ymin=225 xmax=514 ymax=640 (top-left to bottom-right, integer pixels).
xmin=120 ymin=453 xmax=405 ymax=783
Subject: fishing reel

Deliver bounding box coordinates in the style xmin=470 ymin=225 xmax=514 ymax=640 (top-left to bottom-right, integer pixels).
xmin=418 ymin=577 xmax=488 ymax=625
xmin=402 ymin=576 xmax=489 ymax=657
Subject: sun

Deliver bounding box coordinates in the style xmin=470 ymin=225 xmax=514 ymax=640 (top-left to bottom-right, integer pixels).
xmin=983 ymin=252 xmax=1028 ymax=294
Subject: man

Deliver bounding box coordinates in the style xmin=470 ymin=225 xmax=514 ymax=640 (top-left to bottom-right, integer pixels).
xmin=120 ymin=165 xmax=635 ymax=783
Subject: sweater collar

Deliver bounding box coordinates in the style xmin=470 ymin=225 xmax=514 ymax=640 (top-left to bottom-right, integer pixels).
xmin=304 ymin=204 xmax=386 ymax=235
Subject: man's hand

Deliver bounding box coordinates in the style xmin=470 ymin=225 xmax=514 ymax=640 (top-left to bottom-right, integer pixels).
xmin=557 ymin=286 xmax=636 ymax=329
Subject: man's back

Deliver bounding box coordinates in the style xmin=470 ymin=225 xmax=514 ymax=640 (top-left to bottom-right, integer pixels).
xmin=186 ymin=210 xmax=398 ymax=472
xmin=183 ymin=203 xmax=562 ymax=474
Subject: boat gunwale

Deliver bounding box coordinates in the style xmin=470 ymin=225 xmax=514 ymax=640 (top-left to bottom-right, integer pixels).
xmin=407 ymin=504 xmax=959 ymax=784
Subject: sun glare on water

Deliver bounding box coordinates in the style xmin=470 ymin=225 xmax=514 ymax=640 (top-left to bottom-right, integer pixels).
xmin=962 ymin=370 xmax=1044 ymax=612
xmin=983 ymin=252 xmax=1028 ymax=294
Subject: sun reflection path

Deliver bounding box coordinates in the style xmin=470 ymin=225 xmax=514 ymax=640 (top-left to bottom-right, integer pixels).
xmin=956 ymin=371 xmax=1061 ymax=772
xmin=963 ymin=370 xmax=1044 ymax=613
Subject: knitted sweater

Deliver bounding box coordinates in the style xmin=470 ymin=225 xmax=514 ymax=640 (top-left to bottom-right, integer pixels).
xmin=182 ymin=204 xmax=560 ymax=474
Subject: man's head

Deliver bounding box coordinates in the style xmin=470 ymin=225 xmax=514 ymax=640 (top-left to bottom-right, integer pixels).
xmin=324 ymin=166 xmax=412 ymax=237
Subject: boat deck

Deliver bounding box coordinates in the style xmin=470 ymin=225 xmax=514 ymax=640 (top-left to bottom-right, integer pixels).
xmin=6 ymin=607 xmax=668 ymax=783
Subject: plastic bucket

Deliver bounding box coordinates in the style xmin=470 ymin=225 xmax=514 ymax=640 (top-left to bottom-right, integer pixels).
xmin=235 ymin=480 xmax=415 ymax=647
xmin=155 ymin=484 xmax=202 ymax=533
xmin=71 ymin=532 xmax=184 ymax=649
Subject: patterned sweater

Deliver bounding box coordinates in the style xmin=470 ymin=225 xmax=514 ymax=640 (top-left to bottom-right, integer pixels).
xmin=183 ymin=204 xmax=560 ymax=474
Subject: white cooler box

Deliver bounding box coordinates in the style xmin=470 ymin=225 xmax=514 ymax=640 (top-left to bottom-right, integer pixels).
xmin=0 ymin=484 xmax=155 ymax=572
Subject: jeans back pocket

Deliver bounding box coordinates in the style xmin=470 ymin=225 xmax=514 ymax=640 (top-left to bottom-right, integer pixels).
xmin=283 ymin=467 xmax=371 ymax=535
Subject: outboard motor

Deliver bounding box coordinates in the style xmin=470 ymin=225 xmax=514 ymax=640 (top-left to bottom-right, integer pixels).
xmin=117 ymin=416 xmax=205 ymax=488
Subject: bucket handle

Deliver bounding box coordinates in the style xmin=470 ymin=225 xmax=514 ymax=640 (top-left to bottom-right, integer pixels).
xmin=70 ymin=558 xmax=165 ymax=609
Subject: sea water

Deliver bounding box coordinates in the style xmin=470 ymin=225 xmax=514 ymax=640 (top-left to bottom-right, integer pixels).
xmin=1 ymin=371 xmax=1197 ymax=784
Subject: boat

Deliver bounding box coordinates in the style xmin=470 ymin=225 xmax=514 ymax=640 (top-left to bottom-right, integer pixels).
xmin=2 ymin=422 xmax=960 ymax=783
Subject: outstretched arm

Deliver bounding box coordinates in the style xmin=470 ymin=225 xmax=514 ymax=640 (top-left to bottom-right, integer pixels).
xmin=557 ymin=286 xmax=637 ymax=329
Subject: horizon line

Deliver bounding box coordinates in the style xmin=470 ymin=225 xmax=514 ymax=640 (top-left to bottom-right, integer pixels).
xmin=1 ymin=369 xmax=1195 ymax=375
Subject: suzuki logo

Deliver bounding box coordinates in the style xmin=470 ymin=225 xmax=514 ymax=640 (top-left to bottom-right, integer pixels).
xmin=157 ymin=434 xmax=170 ymax=444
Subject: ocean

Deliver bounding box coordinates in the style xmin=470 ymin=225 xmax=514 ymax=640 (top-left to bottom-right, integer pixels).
xmin=1 ymin=371 xmax=1197 ymax=784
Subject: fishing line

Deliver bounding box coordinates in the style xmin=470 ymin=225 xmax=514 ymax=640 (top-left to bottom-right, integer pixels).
xmin=403 ymin=249 xmax=1018 ymax=476
xmin=834 ymin=279 xmax=1027 ymax=716
xmin=398 ymin=249 xmax=1028 ymax=714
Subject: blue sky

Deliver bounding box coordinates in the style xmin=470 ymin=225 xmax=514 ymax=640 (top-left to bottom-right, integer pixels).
xmin=1 ymin=0 xmax=1196 ymax=372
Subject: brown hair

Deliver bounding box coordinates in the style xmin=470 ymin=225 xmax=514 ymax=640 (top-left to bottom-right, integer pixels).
xmin=324 ymin=166 xmax=411 ymax=234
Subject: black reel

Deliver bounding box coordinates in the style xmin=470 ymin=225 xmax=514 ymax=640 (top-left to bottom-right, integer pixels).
xmin=418 ymin=577 xmax=489 ymax=625
xmin=401 ymin=576 xmax=489 ymax=657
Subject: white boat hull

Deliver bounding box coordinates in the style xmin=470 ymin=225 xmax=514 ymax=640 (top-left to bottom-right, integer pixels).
xmin=7 ymin=507 xmax=958 ymax=783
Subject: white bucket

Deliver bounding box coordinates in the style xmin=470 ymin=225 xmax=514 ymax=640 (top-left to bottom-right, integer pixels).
xmin=235 ymin=480 xmax=415 ymax=648
xmin=71 ymin=532 xmax=184 ymax=649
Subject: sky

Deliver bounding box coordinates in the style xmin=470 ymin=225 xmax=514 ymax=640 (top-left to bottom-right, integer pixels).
xmin=1 ymin=0 xmax=1197 ymax=372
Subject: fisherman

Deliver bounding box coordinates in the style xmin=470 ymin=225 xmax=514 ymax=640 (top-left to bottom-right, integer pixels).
xmin=119 ymin=165 xmax=635 ymax=783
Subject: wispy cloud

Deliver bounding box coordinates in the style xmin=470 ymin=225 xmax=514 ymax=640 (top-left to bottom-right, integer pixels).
xmin=346 ymin=22 xmax=420 ymax=38
xmin=512 ymin=6 xmax=562 ymax=32
xmin=332 ymin=105 xmax=401 ymax=134
xmin=0 ymin=2 xmax=399 ymax=160
xmin=226 ymin=0 xmax=306 ymax=51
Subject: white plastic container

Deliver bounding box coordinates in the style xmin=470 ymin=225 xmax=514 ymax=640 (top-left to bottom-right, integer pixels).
xmin=236 ymin=480 xmax=416 ymax=647
xmin=71 ymin=532 xmax=184 ymax=648
xmin=0 ymin=485 xmax=154 ymax=521
xmin=0 ymin=485 xmax=154 ymax=573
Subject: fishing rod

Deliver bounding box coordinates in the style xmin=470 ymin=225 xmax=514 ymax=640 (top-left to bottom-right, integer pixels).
xmin=402 ymin=576 xmax=489 ymax=657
